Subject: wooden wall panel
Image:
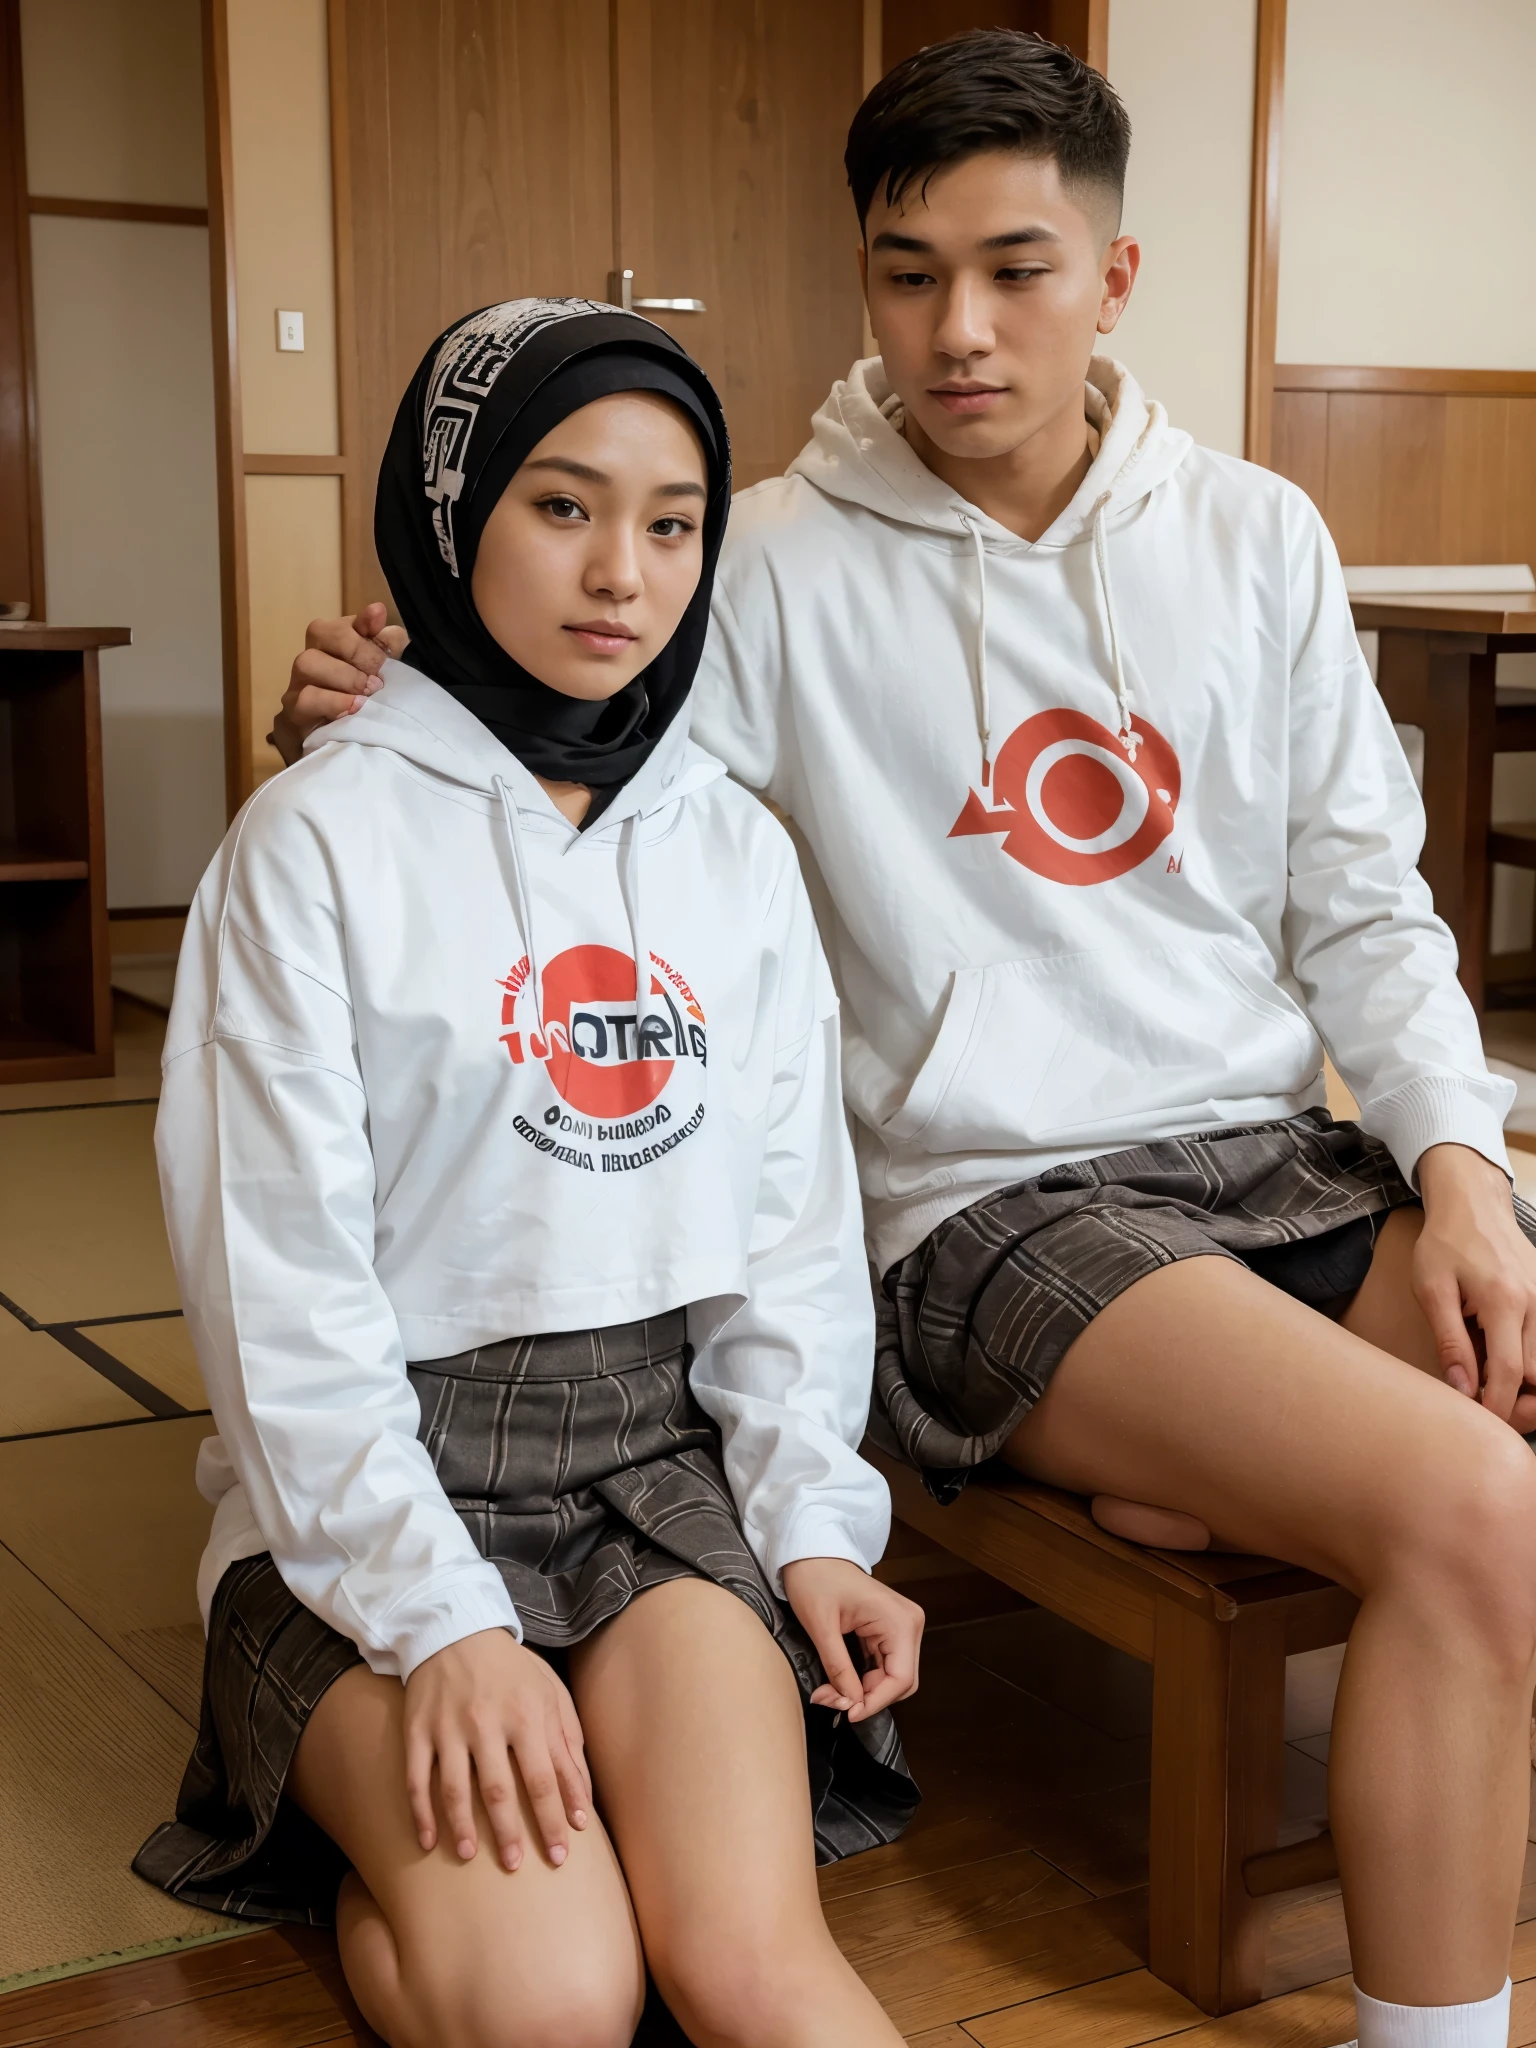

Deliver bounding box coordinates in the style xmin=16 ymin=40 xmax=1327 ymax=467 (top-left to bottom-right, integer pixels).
xmin=614 ymin=0 xmax=867 ymax=490
xmin=1322 ymin=393 xmax=1446 ymax=566
xmin=1270 ymin=372 xmax=1536 ymax=572
xmin=882 ymin=0 xmax=1106 ymax=72
xmin=340 ymin=0 xmax=614 ymax=604
xmin=0 ymin=0 xmax=43 ymax=619
xmin=1269 ymin=390 xmax=1325 ymax=512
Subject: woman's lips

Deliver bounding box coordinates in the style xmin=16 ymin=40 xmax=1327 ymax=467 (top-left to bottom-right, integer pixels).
xmin=930 ymin=387 xmax=1006 ymax=414
xmin=564 ymin=624 xmax=637 ymax=655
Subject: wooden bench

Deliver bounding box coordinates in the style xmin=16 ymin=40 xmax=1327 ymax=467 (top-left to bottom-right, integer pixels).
xmin=870 ymin=1447 xmax=1358 ymax=2017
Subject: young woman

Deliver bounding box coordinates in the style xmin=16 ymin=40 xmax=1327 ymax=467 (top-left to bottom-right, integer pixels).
xmin=135 ymin=300 xmax=922 ymax=2048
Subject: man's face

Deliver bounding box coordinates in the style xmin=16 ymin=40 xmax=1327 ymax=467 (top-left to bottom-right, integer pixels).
xmin=860 ymin=149 xmax=1137 ymax=464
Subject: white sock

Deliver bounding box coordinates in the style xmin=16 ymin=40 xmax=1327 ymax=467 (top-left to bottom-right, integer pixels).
xmin=1349 ymin=1978 xmax=1511 ymax=2047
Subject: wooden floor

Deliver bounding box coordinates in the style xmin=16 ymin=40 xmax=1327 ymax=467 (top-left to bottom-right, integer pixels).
xmin=4 ymin=1599 xmax=1536 ymax=2045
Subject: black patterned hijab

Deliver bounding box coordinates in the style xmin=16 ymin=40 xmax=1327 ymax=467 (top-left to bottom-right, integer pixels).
xmin=375 ymin=299 xmax=730 ymax=802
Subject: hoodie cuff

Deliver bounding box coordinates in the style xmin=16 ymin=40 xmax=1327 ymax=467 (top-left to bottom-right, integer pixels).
xmin=766 ymin=1510 xmax=882 ymax=1599
xmin=1364 ymin=1074 xmax=1515 ymax=1187
xmin=391 ymin=1573 xmax=524 ymax=1685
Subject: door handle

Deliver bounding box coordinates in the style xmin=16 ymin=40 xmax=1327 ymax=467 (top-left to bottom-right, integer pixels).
xmin=607 ymin=269 xmax=705 ymax=314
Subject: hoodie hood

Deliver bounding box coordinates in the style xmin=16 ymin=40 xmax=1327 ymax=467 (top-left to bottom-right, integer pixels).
xmin=308 ymin=658 xmax=725 ymax=830
xmin=788 ymin=353 xmax=1191 ymax=547
xmin=308 ymin=658 xmax=727 ymax=1050
xmin=787 ymin=355 xmax=1193 ymax=784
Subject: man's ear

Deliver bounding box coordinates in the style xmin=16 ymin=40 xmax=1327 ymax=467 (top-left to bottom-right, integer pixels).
xmin=1097 ymin=233 xmax=1140 ymax=336
xmin=856 ymin=238 xmax=869 ymax=303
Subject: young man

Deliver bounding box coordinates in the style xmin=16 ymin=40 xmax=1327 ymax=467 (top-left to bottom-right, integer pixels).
xmin=279 ymin=34 xmax=1536 ymax=2048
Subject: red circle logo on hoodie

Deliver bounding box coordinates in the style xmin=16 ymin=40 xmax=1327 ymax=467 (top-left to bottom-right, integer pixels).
xmin=949 ymin=709 xmax=1180 ymax=884
xmin=498 ymin=943 xmax=708 ymax=1119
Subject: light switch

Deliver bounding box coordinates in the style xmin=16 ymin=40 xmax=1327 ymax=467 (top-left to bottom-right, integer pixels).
xmin=276 ymin=309 xmax=305 ymax=351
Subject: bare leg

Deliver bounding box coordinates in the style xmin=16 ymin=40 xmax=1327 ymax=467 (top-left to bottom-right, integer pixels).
xmin=289 ymin=1663 xmax=644 ymax=2048
xmin=571 ymin=1577 xmax=903 ymax=2048
xmin=1005 ymin=1254 xmax=1536 ymax=2006
xmin=1092 ymin=1207 xmax=1451 ymax=1551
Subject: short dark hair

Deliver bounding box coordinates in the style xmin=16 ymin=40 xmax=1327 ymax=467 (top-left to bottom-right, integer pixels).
xmin=845 ymin=29 xmax=1131 ymax=235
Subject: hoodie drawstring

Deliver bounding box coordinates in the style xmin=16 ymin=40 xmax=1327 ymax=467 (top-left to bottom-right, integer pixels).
xmin=495 ymin=777 xmax=545 ymax=1042
xmin=958 ymin=514 xmax=993 ymax=787
xmin=621 ymin=814 xmax=653 ymax=1035
xmin=496 ymin=775 xmax=655 ymax=1050
xmin=1092 ymin=492 xmax=1141 ymax=763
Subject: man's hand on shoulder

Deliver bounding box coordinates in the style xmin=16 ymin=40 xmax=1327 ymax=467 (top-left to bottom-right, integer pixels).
xmin=1414 ymin=1142 xmax=1536 ymax=1431
xmin=269 ymin=602 xmax=407 ymax=767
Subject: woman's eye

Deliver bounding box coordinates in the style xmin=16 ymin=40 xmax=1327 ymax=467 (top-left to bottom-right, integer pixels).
xmin=649 ymin=516 xmax=695 ymax=539
xmin=540 ymin=495 xmax=587 ymax=522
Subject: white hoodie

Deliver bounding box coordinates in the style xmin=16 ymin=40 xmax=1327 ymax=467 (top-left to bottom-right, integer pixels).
xmin=158 ymin=665 xmax=886 ymax=1679
xmin=691 ymin=356 xmax=1512 ymax=1273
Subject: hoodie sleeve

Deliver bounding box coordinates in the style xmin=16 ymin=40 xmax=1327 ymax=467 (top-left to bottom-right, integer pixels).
xmin=1281 ymin=497 xmax=1513 ymax=1182
xmin=158 ymin=792 xmax=521 ymax=1680
xmin=687 ymin=857 xmax=889 ymax=1592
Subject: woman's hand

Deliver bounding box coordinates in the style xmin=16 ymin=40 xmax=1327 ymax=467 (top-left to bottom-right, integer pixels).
xmin=782 ymin=1556 xmax=924 ymax=1722
xmin=1415 ymin=1142 xmax=1536 ymax=1431
xmin=402 ymin=1628 xmax=591 ymax=1873
xmin=269 ymin=602 xmax=406 ymax=766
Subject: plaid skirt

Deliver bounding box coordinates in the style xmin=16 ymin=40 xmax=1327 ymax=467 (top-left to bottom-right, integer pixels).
xmin=872 ymin=1110 xmax=1536 ymax=1501
xmin=135 ymin=1310 xmax=918 ymax=1924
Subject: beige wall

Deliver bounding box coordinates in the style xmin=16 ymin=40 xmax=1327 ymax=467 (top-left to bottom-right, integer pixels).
xmin=244 ymin=476 xmax=343 ymax=775
xmin=226 ymin=0 xmax=338 ymax=455
xmin=1277 ymin=0 xmax=1536 ymax=369
xmin=20 ymin=0 xmax=205 ymax=207
xmin=1107 ymin=0 xmax=1256 ymax=457
xmin=223 ymin=0 xmax=344 ymax=787
xmin=21 ymin=0 xmax=225 ymax=910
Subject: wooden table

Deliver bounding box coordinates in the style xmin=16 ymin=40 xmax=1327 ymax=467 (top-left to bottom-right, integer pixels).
xmin=1352 ymin=597 xmax=1536 ymax=1014
xmin=0 ymin=623 xmax=130 ymax=1082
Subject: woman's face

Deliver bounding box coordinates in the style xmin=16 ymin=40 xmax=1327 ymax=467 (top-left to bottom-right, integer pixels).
xmin=470 ymin=391 xmax=708 ymax=701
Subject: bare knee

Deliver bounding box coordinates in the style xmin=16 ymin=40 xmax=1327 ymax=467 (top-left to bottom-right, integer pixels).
xmin=1396 ymin=1424 xmax=1536 ymax=1673
xmin=396 ymin=1950 xmax=641 ymax=2048
xmin=657 ymin=1920 xmax=839 ymax=2047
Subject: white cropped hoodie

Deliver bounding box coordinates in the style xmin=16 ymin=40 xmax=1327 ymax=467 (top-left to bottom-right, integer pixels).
xmin=158 ymin=665 xmax=887 ymax=1679
xmin=690 ymin=356 xmax=1513 ymax=1272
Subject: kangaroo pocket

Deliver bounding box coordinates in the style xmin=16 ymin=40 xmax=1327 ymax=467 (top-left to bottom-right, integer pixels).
xmin=881 ymin=938 xmax=1321 ymax=1158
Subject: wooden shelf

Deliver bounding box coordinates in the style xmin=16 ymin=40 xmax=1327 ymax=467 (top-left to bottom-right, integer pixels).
xmin=0 ymin=1025 xmax=109 ymax=1083
xmin=0 ymin=625 xmax=124 ymax=1084
xmin=0 ymin=842 xmax=89 ymax=882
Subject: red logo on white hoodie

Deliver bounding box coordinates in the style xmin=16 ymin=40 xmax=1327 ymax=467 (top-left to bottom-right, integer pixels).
xmin=499 ymin=944 xmax=707 ymax=1119
xmin=950 ymin=707 xmax=1181 ymax=885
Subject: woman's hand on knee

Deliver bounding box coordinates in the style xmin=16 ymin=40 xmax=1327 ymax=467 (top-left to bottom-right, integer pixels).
xmin=402 ymin=1628 xmax=591 ymax=1874
xmin=1415 ymin=1143 xmax=1536 ymax=1430
xmin=782 ymin=1557 xmax=924 ymax=1723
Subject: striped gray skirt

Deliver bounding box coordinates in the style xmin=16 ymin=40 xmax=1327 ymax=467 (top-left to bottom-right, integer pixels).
xmin=873 ymin=1110 xmax=1536 ymax=1501
xmin=134 ymin=1310 xmax=918 ymax=1924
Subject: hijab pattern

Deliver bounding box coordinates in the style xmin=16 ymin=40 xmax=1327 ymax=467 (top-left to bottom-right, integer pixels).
xmin=421 ymin=298 xmax=613 ymax=579
xmin=376 ymin=298 xmax=731 ymax=801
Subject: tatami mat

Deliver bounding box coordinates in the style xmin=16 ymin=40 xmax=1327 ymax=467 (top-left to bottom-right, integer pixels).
xmin=0 ymin=1417 xmax=214 ymax=1725
xmin=0 ymin=1312 xmax=148 ymax=1439
xmin=0 ymin=1103 xmax=179 ymax=1322
xmin=0 ymin=1539 xmax=227 ymax=1981
xmin=88 ymin=1316 xmax=207 ymax=1412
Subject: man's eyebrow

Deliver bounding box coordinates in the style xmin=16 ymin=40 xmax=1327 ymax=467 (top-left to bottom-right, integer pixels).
xmin=981 ymin=226 xmax=1061 ymax=249
xmin=870 ymin=224 xmax=1061 ymax=255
